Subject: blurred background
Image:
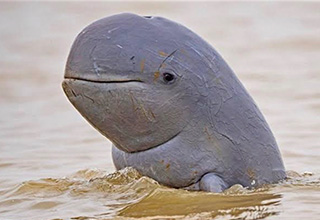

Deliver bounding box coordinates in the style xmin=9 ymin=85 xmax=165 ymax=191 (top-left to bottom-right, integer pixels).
xmin=0 ymin=2 xmax=319 ymax=220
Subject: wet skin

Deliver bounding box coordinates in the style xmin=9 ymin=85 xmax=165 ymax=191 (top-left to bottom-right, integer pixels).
xmin=62 ymin=13 xmax=286 ymax=192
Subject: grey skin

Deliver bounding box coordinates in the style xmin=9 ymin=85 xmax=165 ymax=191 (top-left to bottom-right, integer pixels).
xmin=62 ymin=13 xmax=286 ymax=192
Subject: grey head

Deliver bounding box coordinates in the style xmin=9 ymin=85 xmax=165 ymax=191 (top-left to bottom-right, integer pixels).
xmin=62 ymin=13 xmax=286 ymax=191
xmin=62 ymin=13 xmax=211 ymax=153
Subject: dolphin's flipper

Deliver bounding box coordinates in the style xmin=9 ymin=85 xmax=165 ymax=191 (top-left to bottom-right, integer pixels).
xmin=199 ymin=173 xmax=229 ymax=192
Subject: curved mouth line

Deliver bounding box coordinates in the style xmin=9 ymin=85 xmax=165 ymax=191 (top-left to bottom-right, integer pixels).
xmin=122 ymin=129 xmax=183 ymax=154
xmin=64 ymin=76 xmax=144 ymax=84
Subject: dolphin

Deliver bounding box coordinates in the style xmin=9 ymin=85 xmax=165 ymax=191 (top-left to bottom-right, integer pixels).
xmin=62 ymin=13 xmax=286 ymax=192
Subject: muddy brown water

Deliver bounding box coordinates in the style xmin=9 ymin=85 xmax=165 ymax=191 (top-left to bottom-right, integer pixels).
xmin=0 ymin=2 xmax=319 ymax=220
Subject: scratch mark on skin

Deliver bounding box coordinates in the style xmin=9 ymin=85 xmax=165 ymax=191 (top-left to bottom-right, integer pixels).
xmin=130 ymin=56 xmax=136 ymax=65
xmin=157 ymin=49 xmax=178 ymax=72
xmin=154 ymin=71 xmax=160 ymax=82
xmin=160 ymin=63 xmax=166 ymax=69
xmin=129 ymin=92 xmax=155 ymax=122
xmin=129 ymin=92 xmax=139 ymax=111
xmin=204 ymin=127 xmax=212 ymax=140
xmin=145 ymin=48 xmax=160 ymax=57
xmin=149 ymin=108 xmax=156 ymax=119
xmin=139 ymin=102 xmax=154 ymax=122
xmin=159 ymin=51 xmax=168 ymax=57
xmin=189 ymin=45 xmax=219 ymax=75
xmin=214 ymin=95 xmax=233 ymax=116
xmin=89 ymin=45 xmax=102 ymax=76
xmin=140 ymin=59 xmax=145 ymax=73
xmin=93 ymin=61 xmax=101 ymax=76
xmin=222 ymin=95 xmax=233 ymax=103
xmin=247 ymin=168 xmax=256 ymax=180
xmin=214 ymin=99 xmax=222 ymax=116
xmin=113 ymin=124 xmax=137 ymax=143
xmin=108 ymin=90 xmax=114 ymax=98
xmin=218 ymin=132 xmax=236 ymax=145
xmin=83 ymin=94 xmax=94 ymax=103
xmin=108 ymin=27 xmax=119 ymax=33
xmin=70 ymin=88 xmax=77 ymax=97
xmin=157 ymin=92 xmax=183 ymax=110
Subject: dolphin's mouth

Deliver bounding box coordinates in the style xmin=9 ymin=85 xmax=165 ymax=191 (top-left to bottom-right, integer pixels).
xmin=63 ymin=76 xmax=144 ymax=84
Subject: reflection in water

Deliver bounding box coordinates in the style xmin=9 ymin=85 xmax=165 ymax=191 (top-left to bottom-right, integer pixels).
xmin=119 ymin=186 xmax=281 ymax=219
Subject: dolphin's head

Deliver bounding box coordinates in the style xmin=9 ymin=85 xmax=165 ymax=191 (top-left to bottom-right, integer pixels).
xmin=62 ymin=13 xmax=215 ymax=153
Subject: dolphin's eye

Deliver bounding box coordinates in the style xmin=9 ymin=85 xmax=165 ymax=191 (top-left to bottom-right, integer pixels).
xmin=163 ymin=72 xmax=175 ymax=83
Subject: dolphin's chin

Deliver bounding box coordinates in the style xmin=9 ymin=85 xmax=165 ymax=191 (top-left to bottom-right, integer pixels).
xmin=112 ymin=128 xmax=183 ymax=154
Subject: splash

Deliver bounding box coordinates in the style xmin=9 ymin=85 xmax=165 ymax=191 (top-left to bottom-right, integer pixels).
xmin=0 ymin=168 xmax=319 ymax=220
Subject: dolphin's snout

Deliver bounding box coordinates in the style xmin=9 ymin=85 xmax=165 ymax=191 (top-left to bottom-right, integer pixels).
xmin=62 ymin=79 xmax=85 ymax=105
xmin=62 ymin=79 xmax=75 ymax=98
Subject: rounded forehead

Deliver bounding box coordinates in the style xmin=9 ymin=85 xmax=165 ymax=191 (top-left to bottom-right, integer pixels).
xmin=68 ymin=13 xmax=217 ymax=77
xmin=81 ymin=13 xmax=193 ymax=45
xmin=74 ymin=13 xmax=214 ymax=60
